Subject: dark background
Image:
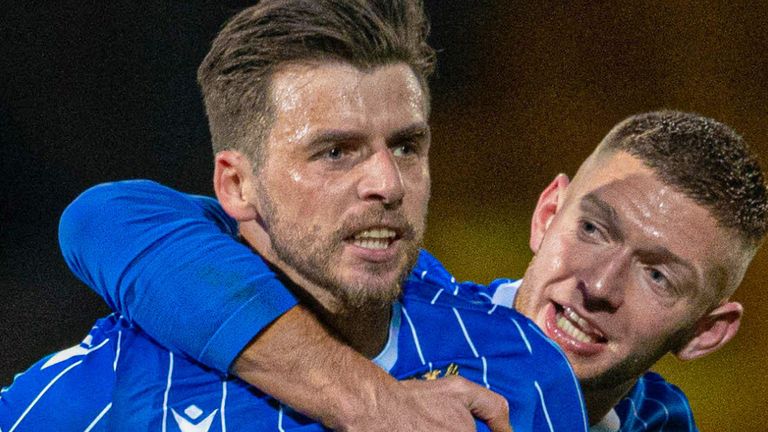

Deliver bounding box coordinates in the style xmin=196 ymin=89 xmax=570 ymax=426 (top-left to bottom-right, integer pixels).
xmin=2 ymin=2 xmax=766 ymax=429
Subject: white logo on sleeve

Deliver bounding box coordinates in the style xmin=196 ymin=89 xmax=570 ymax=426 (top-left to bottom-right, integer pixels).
xmin=171 ymin=405 xmax=217 ymax=432
xmin=41 ymin=336 xmax=110 ymax=370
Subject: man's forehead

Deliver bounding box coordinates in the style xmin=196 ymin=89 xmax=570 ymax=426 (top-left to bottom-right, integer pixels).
xmin=270 ymin=61 xmax=425 ymax=110
xmin=263 ymin=62 xmax=426 ymax=142
xmin=574 ymin=174 xmax=715 ymax=248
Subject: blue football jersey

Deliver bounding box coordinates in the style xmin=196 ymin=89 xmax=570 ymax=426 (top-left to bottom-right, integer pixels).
xmin=1 ymin=279 xmax=588 ymax=431
xmin=411 ymin=254 xmax=698 ymax=432
xmin=27 ymin=180 xmax=693 ymax=431
xmin=613 ymin=372 xmax=698 ymax=432
xmin=0 ymin=315 xmax=126 ymax=432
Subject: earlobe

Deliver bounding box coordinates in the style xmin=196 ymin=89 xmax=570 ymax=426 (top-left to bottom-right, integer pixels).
xmin=213 ymin=150 xmax=259 ymax=221
xmin=529 ymin=174 xmax=570 ymax=253
xmin=675 ymin=301 xmax=743 ymax=361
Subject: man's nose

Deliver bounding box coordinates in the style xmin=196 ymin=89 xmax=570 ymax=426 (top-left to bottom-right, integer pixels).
xmin=578 ymin=252 xmax=627 ymax=313
xmin=357 ymin=147 xmax=405 ymax=206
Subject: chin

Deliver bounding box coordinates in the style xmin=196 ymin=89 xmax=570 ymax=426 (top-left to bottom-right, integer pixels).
xmin=334 ymin=271 xmax=403 ymax=304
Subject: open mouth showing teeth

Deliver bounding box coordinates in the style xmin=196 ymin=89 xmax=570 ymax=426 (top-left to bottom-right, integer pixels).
xmin=351 ymin=228 xmax=397 ymax=250
xmin=555 ymin=305 xmax=606 ymax=344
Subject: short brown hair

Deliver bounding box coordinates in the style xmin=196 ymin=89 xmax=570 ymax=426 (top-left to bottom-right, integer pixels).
xmin=599 ymin=110 xmax=768 ymax=248
xmin=197 ymin=0 xmax=435 ymax=166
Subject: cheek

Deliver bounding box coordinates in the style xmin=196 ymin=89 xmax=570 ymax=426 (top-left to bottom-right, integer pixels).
xmin=273 ymin=174 xmax=338 ymax=219
xmin=403 ymin=161 xmax=430 ymax=187
xmin=411 ymin=176 xmax=431 ymax=205
xmin=623 ymin=301 xmax=688 ymax=346
xmin=538 ymin=233 xmax=577 ymax=275
xmin=403 ymin=165 xmax=431 ymax=203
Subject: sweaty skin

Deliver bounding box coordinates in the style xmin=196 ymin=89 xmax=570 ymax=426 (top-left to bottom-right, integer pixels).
xmin=515 ymin=151 xmax=747 ymax=420
xmin=232 ymin=62 xmax=431 ymax=356
xmin=213 ymin=61 xmax=512 ymax=431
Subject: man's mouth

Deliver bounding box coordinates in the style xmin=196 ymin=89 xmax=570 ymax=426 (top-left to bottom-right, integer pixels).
xmin=555 ymin=305 xmax=606 ymax=344
xmin=351 ymin=227 xmax=398 ymax=250
xmin=545 ymin=303 xmax=607 ymax=355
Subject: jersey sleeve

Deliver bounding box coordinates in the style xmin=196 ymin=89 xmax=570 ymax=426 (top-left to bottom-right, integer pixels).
xmin=0 ymin=316 xmax=122 ymax=432
xmin=58 ymin=180 xmax=299 ymax=373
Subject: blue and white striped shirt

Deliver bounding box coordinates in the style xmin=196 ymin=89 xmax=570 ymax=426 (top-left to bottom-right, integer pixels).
xmin=413 ymin=255 xmax=698 ymax=432
xmin=0 ymin=180 xmax=695 ymax=431
xmin=0 ymin=279 xmax=587 ymax=431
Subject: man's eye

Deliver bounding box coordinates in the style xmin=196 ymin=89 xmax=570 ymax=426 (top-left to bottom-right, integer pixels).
xmin=577 ymin=219 xmax=607 ymax=243
xmin=644 ymin=267 xmax=679 ymax=297
xmin=582 ymin=221 xmax=597 ymax=234
xmin=392 ymin=143 xmax=416 ymax=157
xmin=326 ymin=147 xmax=343 ymax=160
xmin=647 ymin=268 xmax=667 ymax=284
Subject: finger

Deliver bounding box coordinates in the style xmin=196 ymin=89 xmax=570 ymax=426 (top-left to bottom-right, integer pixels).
xmin=467 ymin=389 xmax=512 ymax=432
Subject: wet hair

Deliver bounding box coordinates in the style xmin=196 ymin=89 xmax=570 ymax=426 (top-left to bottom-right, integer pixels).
xmin=197 ymin=0 xmax=435 ymax=166
xmin=598 ymin=110 xmax=768 ymax=248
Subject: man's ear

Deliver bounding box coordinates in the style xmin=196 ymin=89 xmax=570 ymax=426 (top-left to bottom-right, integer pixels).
xmin=213 ymin=150 xmax=259 ymax=221
xmin=530 ymin=174 xmax=569 ymax=253
xmin=675 ymin=301 xmax=743 ymax=361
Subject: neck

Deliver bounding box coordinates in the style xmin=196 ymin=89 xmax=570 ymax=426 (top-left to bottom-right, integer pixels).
xmin=240 ymin=223 xmax=392 ymax=358
xmin=321 ymin=306 xmax=392 ymax=358
xmin=583 ymin=381 xmax=634 ymax=425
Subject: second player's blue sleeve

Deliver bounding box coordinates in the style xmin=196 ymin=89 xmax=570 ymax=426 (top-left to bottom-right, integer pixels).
xmin=58 ymin=180 xmax=299 ymax=373
xmin=0 ymin=316 xmax=123 ymax=431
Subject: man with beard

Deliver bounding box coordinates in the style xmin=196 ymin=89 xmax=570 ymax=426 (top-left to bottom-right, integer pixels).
xmin=0 ymin=1 xmax=586 ymax=431
xmin=42 ymin=111 xmax=767 ymax=431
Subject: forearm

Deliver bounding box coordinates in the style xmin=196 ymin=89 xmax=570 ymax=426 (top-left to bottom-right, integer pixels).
xmin=59 ymin=181 xmax=509 ymax=431
xmin=233 ymin=305 xmax=398 ymax=430
xmin=233 ymin=305 xmax=511 ymax=432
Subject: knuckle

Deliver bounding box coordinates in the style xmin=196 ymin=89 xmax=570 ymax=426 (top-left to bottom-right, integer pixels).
xmin=498 ymin=395 xmax=510 ymax=414
xmin=443 ymin=375 xmax=468 ymax=392
xmin=485 ymin=390 xmax=508 ymax=412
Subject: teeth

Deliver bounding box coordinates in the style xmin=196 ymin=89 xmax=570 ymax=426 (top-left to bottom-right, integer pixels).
xmin=351 ymin=228 xmax=396 ymax=250
xmin=564 ymin=307 xmax=590 ymax=330
xmin=557 ymin=314 xmax=593 ymax=343
xmin=353 ymin=238 xmax=390 ymax=250
xmin=556 ymin=308 xmax=602 ymax=343
xmin=354 ymin=228 xmax=396 ymax=240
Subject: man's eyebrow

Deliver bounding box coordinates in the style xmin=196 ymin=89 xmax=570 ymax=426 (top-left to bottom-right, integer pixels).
xmin=581 ymin=193 xmax=695 ymax=276
xmin=387 ymin=122 xmax=430 ymax=144
xmin=636 ymin=246 xmax=694 ymax=274
xmin=307 ymin=130 xmax=367 ymax=147
xmin=306 ymin=123 xmax=429 ymax=149
xmin=580 ymin=193 xmax=625 ymax=242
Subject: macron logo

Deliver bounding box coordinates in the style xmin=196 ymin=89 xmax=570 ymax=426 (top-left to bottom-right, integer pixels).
xmin=171 ymin=405 xmax=217 ymax=432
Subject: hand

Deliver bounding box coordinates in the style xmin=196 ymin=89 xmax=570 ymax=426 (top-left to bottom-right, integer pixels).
xmin=336 ymin=376 xmax=512 ymax=432
xmin=232 ymin=306 xmax=511 ymax=432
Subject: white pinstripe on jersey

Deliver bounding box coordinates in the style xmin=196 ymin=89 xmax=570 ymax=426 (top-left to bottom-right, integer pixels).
xmin=84 ymin=403 xmax=112 ymax=432
xmin=534 ymin=381 xmax=555 ymax=432
xmin=400 ymin=305 xmax=426 ymax=365
xmin=480 ymin=357 xmax=489 ymax=389
xmin=220 ymin=381 xmax=227 ymax=432
xmin=526 ymin=321 xmax=589 ymax=430
xmin=452 ymin=308 xmax=479 ymax=358
xmin=113 ymin=331 xmax=122 ymax=372
xmin=161 ymin=351 xmax=174 ymax=432
xmin=8 ymin=360 xmax=84 ymax=432
xmin=624 ymin=398 xmax=649 ymax=430
xmin=510 ymin=319 xmax=532 ymax=354
xmin=429 ymin=288 xmax=443 ymax=304
xmin=645 ymin=398 xmax=670 ymax=430
xmin=277 ymin=403 xmax=286 ymax=432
